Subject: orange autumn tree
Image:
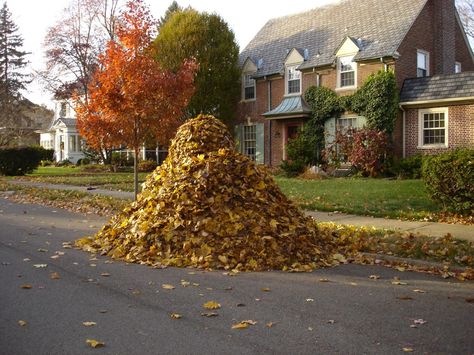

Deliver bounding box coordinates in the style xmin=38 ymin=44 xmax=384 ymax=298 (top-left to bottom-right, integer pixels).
xmin=76 ymin=0 xmax=197 ymax=199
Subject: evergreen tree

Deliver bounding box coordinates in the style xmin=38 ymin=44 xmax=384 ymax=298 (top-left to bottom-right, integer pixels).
xmin=0 ymin=2 xmax=30 ymax=146
xmin=158 ymin=1 xmax=182 ymax=29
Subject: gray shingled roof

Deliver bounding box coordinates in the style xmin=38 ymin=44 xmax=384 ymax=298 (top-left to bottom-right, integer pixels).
xmin=240 ymin=0 xmax=428 ymax=77
xmin=262 ymin=95 xmax=311 ymax=118
xmin=51 ymin=118 xmax=77 ymax=128
xmin=400 ymin=72 xmax=474 ymax=103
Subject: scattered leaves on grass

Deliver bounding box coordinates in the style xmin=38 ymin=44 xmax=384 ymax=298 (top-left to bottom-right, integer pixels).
xmin=162 ymin=284 xmax=175 ymax=290
xmin=86 ymin=339 xmax=105 ymax=348
xmin=82 ymin=322 xmax=97 ymax=327
xmin=18 ymin=320 xmax=27 ymax=327
xmin=170 ymin=313 xmax=182 ymax=319
xmin=203 ymin=301 xmax=221 ymax=310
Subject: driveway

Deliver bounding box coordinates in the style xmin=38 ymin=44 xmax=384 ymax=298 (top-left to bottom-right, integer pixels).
xmin=0 ymin=198 xmax=473 ymax=354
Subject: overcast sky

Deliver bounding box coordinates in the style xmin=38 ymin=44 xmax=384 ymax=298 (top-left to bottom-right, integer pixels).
xmin=7 ymin=0 xmax=339 ymax=109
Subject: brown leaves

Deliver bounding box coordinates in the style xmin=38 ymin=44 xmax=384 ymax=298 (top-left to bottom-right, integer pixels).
xmin=50 ymin=272 xmax=60 ymax=280
xmin=20 ymin=284 xmax=32 ymax=289
xmin=170 ymin=313 xmax=182 ymax=319
xmin=78 ymin=115 xmax=335 ymax=272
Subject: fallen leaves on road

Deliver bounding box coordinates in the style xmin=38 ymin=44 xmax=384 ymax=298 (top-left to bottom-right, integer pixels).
xmin=170 ymin=313 xmax=182 ymax=319
xmin=82 ymin=321 xmax=97 ymax=327
xmin=201 ymin=312 xmax=218 ymax=317
xmin=402 ymin=347 xmax=414 ymax=352
xmin=50 ymin=272 xmax=60 ymax=280
xmin=266 ymin=322 xmax=276 ymax=328
xmin=369 ymin=275 xmax=380 ymax=280
xmin=232 ymin=322 xmax=249 ymax=330
xmin=33 ymin=264 xmax=47 ymax=268
xmin=396 ymin=296 xmax=413 ymax=300
xmin=413 ymin=289 xmax=426 ymax=293
xmin=261 ymin=288 xmax=271 ymax=292
xmin=20 ymin=284 xmax=32 ymax=289
xmin=75 ymin=115 xmax=337 ymax=272
xmin=86 ymin=339 xmax=105 ymax=348
xmin=100 ymin=273 xmax=110 ymax=277
xmin=162 ymin=284 xmax=175 ymax=290
xmin=18 ymin=320 xmax=27 ymax=327
xmin=203 ymin=301 xmax=221 ymax=310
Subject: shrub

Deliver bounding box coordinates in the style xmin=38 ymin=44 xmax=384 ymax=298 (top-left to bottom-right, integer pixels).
xmin=138 ymin=159 xmax=157 ymax=172
xmin=279 ymin=158 xmax=306 ymax=177
xmin=396 ymin=155 xmax=424 ymax=179
xmin=422 ymin=149 xmax=474 ymax=214
xmin=55 ymin=159 xmax=72 ymax=167
xmin=0 ymin=146 xmax=43 ymax=175
xmin=76 ymin=158 xmax=91 ymax=166
xmin=29 ymin=146 xmax=54 ymax=162
xmin=40 ymin=160 xmax=54 ymax=167
xmin=324 ymin=128 xmax=389 ymax=177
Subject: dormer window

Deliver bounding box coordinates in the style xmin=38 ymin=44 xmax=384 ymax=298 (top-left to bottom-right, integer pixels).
xmin=243 ymin=73 xmax=256 ymax=100
xmin=337 ymin=55 xmax=356 ymax=88
xmin=417 ymin=50 xmax=429 ymax=77
xmin=286 ymin=66 xmax=301 ymax=95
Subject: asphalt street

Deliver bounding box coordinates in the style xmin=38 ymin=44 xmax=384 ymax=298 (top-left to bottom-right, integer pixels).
xmin=1 ymin=197 xmax=473 ymax=355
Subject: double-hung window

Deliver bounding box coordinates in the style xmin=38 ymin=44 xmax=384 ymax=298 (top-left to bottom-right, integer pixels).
xmin=286 ymin=66 xmax=301 ymax=95
xmin=338 ymin=55 xmax=356 ymax=88
xmin=243 ymin=125 xmax=257 ymax=161
xmin=419 ymin=109 xmax=448 ymax=147
xmin=243 ymin=74 xmax=256 ymax=100
xmin=417 ymin=50 xmax=429 ymax=77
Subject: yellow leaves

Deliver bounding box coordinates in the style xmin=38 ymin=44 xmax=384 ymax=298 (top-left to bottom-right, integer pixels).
xmin=170 ymin=313 xmax=182 ymax=319
xmin=261 ymin=288 xmax=271 ymax=292
xmin=203 ymin=301 xmax=221 ymax=310
xmin=232 ymin=320 xmax=257 ymax=329
xmin=201 ymin=312 xmax=218 ymax=317
xmin=18 ymin=320 xmax=27 ymax=327
xmin=391 ymin=278 xmax=408 ymax=286
xmin=162 ymin=284 xmax=175 ymax=290
xmin=402 ymin=347 xmax=414 ymax=352
xmin=100 ymin=272 xmax=111 ymax=277
xmin=255 ymin=181 xmax=266 ymax=190
xmin=86 ymin=339 xmax=105 ymax=348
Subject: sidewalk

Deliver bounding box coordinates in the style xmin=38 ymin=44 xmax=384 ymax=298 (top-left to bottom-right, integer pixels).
xmin=7 ymin=179 xmax=474 ymax=242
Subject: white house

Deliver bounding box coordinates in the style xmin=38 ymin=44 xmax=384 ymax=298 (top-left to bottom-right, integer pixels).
xmin=39 ymin=99 xmax=85 ymax=164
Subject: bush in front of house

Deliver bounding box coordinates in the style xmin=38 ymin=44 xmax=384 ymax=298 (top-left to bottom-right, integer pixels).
xmin=395 ymin=155 xmax=424 ymax=179
xmin=422 ymin=149 xmax=474 ymax=214
xmin=0 ymin=146 xmax=43 ymax=175
xmin=137 ymin=159 xmax=157 ymax=172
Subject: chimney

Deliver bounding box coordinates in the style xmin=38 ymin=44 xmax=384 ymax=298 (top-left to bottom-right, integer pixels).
xmin=433 ymin=0 xmax=456 ymax=74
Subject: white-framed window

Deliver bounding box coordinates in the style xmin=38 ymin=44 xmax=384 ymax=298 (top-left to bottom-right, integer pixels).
xmin=417 ymin=50 xmax=429 ymax=77
xmin=243 ymin=73 xmax=256 ymax=100
xmin=455 ymin=62 xmax=462 ymax=73
xmin=286 ymin=65 xmax=301 ymax=95
xmin=337 ymin=116 xmax=357 ymax=131
xmin=418 ymin=108 xmax=448 ymax=148
xmin=243 ymin=124 xmax=257 ymax=161
xmin=69 ymin=135 xmax=77 ymax=152
xmin=337 ymin=55 xmax=356 ymax=88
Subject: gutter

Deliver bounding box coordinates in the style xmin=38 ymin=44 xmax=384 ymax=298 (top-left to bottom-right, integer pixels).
xmin=399 ymin=104 xmax=406 ymax=159
xmin=399 ymin=96 xmax=474 ymax=106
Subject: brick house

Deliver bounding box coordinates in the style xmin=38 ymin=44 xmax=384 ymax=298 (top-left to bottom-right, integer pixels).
xmin=236 ymin=0 xmax=474 ymax=166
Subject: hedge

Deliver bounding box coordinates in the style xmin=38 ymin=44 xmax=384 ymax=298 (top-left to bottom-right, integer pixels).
xmin=0 ymin=146 xmax=45 ymax=176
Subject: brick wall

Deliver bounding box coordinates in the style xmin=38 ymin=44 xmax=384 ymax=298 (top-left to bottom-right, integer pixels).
xmin=404 ymin=104 xmax=474 ymax=157
xmin=433 ymin=0 xmax=455 ymax=74
xmin=455 ymin=18 xmax=474 ymax=72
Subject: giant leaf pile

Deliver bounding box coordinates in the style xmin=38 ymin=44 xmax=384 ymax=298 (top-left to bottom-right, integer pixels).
xmin=77 ymin=115 xmax=336 ymax=271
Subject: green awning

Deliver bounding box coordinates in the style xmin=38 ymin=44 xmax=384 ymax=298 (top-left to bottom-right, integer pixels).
xmin=262 ymin=95 xmax=311 ymax=119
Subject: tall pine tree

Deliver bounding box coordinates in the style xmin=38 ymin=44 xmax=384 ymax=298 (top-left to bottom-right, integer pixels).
xmin=0 ymin=2 xmax=30 ymax=146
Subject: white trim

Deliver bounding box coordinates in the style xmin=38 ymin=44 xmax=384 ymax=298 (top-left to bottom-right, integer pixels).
xmin=336 ymin=55 xmax=357 ymax=90
xmin=400 ymin=96 xmax=474 ymax=106
xmin=416 ymin=49 xmax=429 ymax=77
xmin=285 ymin=65 xmax=302 ymax=96
xmin=417 ymin=107 xmax=449 ymax=149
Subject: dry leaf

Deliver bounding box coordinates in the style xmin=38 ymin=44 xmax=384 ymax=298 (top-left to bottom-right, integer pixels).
xmin=170 ymin=313 xmax=182 ymax=319
xmin=319 ymin=278 xmax=330 ymax=283
xmin=37 ymin=248 xmax=48 ymax=252
xmin=402 ymin=347 xmax=414 ymax=352
xmin=203 ymin=301 xmax=221 ymax=310
xmin=242 ymin=320 xmax=257 ymax=325
xmin=50 ymin=272 xmax=60 ymax=280
xmin=162 ymin=284 xmax=175 ymax=290
xmin=391 ymin=281 xmax=408 ymax=285
xmin=100 ymin=272 xmax=110 ymax=277
xmin=306 ymin=298 xmax=314 ymax=302
xmin=82 ymin=321 xmax=97 ymax=327
xmin=396 ymin=296 xmax=413 ymax=300
xmin=413 ymin=289 xmax=426 ymax=293
xmin=33 ymin=264 xmax=47 ymax=268
xmin=232 ymin=322 xmax=249 ymax=329
xmin=20 ymin=284 xmax=32 ymax=289
xmin=413 ymin=319 xmax=427 ymax=325
xmin=86 ymin=339 xmax=104 ymax=348
xmin=201 ymin=312 xmax=218 ymax=317
xmin=369 ymin=275 xmax=380 ymax=280
xmin=18 ymin=320 xmax=27 ymax=327
xmin=261 ymin=288 xmax=271 ymax=292
xmin=266 ymin=322 xmax=276 ymax=328
xmin=465 ymin=297 xmax=474 ymax=303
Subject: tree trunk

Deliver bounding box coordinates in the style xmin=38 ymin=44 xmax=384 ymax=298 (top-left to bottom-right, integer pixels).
xmin=133 ymin=148 xmax=139 ymax=201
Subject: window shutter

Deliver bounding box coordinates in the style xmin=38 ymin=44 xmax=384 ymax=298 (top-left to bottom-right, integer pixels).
xmin=355 ymin=116 xmax=366 ymax=129
xmin=255 ymin=123 xmax=264 ymax=164
xmin=234 ymin=125 xmax=242 ymax=153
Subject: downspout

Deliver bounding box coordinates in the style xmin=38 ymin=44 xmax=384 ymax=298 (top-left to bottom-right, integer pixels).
xmin=268 ymin=79 xmax=272 ymax=166
xmin=400 ymin=104 xmax=406 ymax=158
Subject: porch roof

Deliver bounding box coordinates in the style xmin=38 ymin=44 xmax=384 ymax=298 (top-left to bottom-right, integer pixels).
xmin=262 ymin=95 xmax=311 ymax=119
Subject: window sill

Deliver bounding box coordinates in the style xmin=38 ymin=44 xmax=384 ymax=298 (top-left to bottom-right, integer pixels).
xmin=417 ymin=144 xmax=448 ymax=149
xmin=240 ymin=98 xmax=256 ymax=103
xmin=335 ymin=86 xmax=357 ymax=92
xmin=284 ymin=93 xmax=301 ymax=97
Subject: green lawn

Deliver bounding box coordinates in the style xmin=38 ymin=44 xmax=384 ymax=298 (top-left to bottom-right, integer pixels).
xmin=10 ymin=166 xmax=440 ymax=220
